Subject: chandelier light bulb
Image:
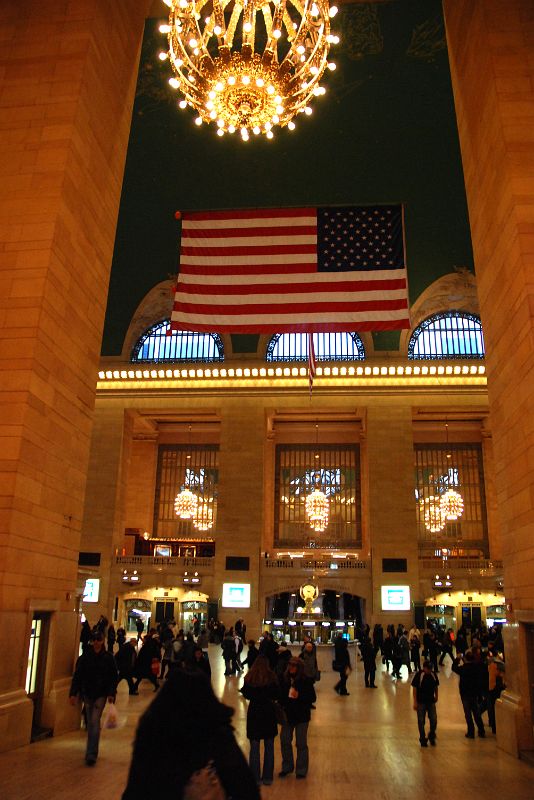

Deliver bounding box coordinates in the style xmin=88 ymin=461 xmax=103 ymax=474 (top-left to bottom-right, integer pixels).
xmin=327 ymin=62 xmax=336 ymax=70
xmin=266 ymin=131 xmax=274 ymax=139
xmin=217 ymin=128 xmax=224 ymax=136
xmin=159 ymin=51 xmax=169 ymax=60
xmin=178 ymin=100 xmax=187 ymax=109
xmin=288 ymin=121 xmax=296 ymax=130
xmin=194 ymin=116 xmax=203 ymax=125
xmin=329 ymin=5 xmax=338 ymax=16
xmin=169 ymin=77 xmax=179 ymax=89
xmin=162 ymin=0 xmax=336 ymax=138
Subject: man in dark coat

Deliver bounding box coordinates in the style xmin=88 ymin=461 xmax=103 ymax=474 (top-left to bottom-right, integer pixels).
xmin=360 ymin=636 xmax=378 ymax=688
xmin=333 ymin=634 xmax=352 ymax=695
xmin=452 ymin=650 xmax=486 ymax=738
xmin=412 ymin=660 xmax=439 ymax=746
xmin=69 ymin=630 xmax=118 ymax=765
xmin=115 ymin=638 xmax=138 ymax=695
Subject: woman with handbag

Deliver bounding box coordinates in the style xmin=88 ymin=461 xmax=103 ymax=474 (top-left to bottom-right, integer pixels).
xmin=121 ymin=669 xmax=259 ymax=800
xmin=240 ymin=655 xmax=279 ymax=786
xmin=277 ymin=657 xmax=316 ymax=780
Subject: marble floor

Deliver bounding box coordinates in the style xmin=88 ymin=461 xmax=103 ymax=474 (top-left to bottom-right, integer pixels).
xmin=0 ymin=646 xmax=532 ymax=800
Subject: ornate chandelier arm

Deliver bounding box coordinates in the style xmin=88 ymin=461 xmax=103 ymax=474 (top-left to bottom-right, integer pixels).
xmin=225 ymin=3 xmax=243 ymax=49
xmin=261 ymin=4 xmax=274 ymax=38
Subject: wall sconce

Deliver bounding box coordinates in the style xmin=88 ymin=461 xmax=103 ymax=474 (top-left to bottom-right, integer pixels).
xmin=122 ymin=569 xmax=140 ymax=585
xmin=183 ymin=571 xmax=201 ymax=586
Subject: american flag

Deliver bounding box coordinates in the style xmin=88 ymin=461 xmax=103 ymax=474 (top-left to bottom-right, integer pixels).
xmin=171 ymin=205 xmax=410 ymax=334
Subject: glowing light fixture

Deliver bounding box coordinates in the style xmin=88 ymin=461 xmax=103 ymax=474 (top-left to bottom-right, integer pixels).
xmin=421 ymin=495 xmax=446 ymax=534
xmin=305 ymin=424 xmax=329 ymax=531
xmin=174 ymin=424 xmax=198 ymax=519
xmin=160 ymin=0 xmax=339 ymax=139
xmin=193 ymin=499 xmax=214 ymax=531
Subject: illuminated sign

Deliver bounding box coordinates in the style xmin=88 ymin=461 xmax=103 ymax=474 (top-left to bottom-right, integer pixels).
xmin=381 ymin=585 xmax=411 ymax=612
xmin=83 ymin=578 xmax=100 ymax=603
xmin=222 ymin=583 xmax=251 ymax=608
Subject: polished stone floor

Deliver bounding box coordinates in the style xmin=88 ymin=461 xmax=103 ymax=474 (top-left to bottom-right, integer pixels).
xmin=0 ymin=645 xmax=532 ymax=800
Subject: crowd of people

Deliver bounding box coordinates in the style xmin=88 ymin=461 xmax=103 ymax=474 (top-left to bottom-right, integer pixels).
xmin=70 ymin=615 xmax=506 ymax=790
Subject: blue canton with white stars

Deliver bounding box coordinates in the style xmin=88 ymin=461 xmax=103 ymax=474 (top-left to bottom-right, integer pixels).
xmin=316 ymin=205 xmax=404 ymax=272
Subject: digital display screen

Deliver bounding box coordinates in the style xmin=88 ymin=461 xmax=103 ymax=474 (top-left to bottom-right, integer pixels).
xmin=222 ymin=583 xmax=251 ymax=608
xmin=381 ymin=585 xmax=411 ymax=611
xmin=83 ymin=578 xmax=100 ymax=603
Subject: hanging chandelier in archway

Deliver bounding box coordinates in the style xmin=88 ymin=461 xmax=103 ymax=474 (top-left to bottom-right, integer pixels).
xmin=421 ymin=495 xmax=446 ymax=534
xmin=193 ymin=499 xmax=214 ymax=530
xmin=305 ymin=423 xmax=329 ymax=531
xmin=174 ymin=425 xmax=199 ymax=519
xmin=439 ymin=422 xmax=464 ymax=521
xmin=159 ymin=0 xmax=339 ymax=140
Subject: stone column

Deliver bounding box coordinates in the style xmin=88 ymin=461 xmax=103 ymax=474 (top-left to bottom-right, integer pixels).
xmin=215 ymin=402 xmax=265 ymax=638
xmin=366 ymin=405 xmax=419 ymax=629
xmin=0 ymin=0 xmax=149 ymax=750
xmin=444 ymin=0 xmax=534 ymax=755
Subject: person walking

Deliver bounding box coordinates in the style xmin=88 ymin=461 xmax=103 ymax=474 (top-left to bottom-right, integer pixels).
xmin=333 ymin=633 xmax=352 ymax=695
xmin=411 ymin=660 xmax=439 ymax=747
xmin=278 ymin=657 xmax=316 ymax=780
xmin=452 ymin=650 xmax=486 ymax=738
xmin=133 ymin=632 xmax=160 ymax=692
xmin=115 ymin=638 xmax=138 ymax=695
xmin=121 ymin=669 xmax=259 ymax=800
xmin=69 ymin=630 xmax=118 ymax=766
xmin=360 ymin=636 xmax=378 ymax=688
xmin=240 ymin=656 xmax=279 ymax=787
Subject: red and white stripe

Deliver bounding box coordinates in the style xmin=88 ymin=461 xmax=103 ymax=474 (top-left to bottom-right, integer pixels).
xmin=171 ymin=208 xmax=410 ymax=334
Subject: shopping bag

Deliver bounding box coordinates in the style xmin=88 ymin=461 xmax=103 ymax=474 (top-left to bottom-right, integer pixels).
xmin=103 ymin=703 xmax=118 ymax=729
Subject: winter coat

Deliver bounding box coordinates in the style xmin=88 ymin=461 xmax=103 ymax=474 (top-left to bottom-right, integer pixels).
xmin=121 ymin=674 xmax=259 ymax=800
xmin=115 ymin=642 xmax=137 ymax=677
xmin=70 ymin=647 xmax=118 ymax=700
xmin=299 ymin=649 xmax=319 ymax=680
xmin=134 ymin=637 xmax=160 ymax=679
xmin=240 ymin=682 xmax=279 ymax=740
xmin=278 ymin=675 xmax=316 ymax=725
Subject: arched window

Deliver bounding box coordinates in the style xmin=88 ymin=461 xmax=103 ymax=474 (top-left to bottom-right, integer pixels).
xmin=266 ymin=332 xmax=365 ymax=362
xmin=131 ymin=320 xmax=224 ymax=363
xmin=408 ymin=312 xmax=485 ymax=360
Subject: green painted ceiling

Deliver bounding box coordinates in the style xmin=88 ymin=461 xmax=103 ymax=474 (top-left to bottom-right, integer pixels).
xmin=102 ymin=0 xmax=473 ymax=356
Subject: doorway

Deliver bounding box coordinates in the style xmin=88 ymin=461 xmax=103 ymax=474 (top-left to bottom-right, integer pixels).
xmin=25 ymin=612 xmax=52 ymax=741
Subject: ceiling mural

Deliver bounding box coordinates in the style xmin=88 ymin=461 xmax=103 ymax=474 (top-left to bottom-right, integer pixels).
xmin=103 ymin=0 xmax=473 ymax=356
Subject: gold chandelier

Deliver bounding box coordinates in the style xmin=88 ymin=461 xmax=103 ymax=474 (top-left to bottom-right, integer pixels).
xmin=305 ymin=423 xmax=329 ymax=531
xmin=440 ymin=422 xmax=464 ymax=521
xmin=174 ymin=486 xmax=198 ymax=519
xmin=193 ymin=499 xmax=214 ymax=530
xmin=159 ymin=0 xmax=339 ymax=140
xmin=440 ymin=488 xmax=464 ymax=521
xmin=421 ymin=495 xmax=446 ymax=534
xmin=174 ymin=424 xmax=198 ymax=519
xmin=305 ymin=486 xmax=329 ymax=531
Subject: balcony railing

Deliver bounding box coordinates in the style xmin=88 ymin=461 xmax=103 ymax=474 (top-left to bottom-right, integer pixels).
xmin=418 ymin=556 xmax=503 ymax=573
xmin=115 ymin=555 xmax=214 ymax=569
xmin=263 ymin=558 xmax=369 ymax=571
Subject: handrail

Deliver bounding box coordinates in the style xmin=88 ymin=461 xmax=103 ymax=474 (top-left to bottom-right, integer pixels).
xmin=115 ymin=556 xmax=214 ymax=568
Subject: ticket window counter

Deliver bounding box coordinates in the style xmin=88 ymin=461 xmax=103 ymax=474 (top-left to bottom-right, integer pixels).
xmin=425 ymin=605 xmax=456 ymax=631
xmin=264 ymin=621 xmax=356 ymax=643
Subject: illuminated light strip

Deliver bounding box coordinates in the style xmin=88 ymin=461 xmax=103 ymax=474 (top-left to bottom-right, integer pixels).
xmin=97 ymin=363 xmax=487 ymax=384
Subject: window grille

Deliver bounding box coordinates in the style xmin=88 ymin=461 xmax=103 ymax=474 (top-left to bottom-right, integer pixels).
xmin=132 ymin=320 xmax=224 ymax=363
xmin=275 ymin=444 xmax=361 ymax=548
xmin=408 ymin=312 xmax=485 ymax=359
xmin=154 ymin=445 xmax=219 ymax=537
xmin=414 ymin=443 xmax=488 ymax=555
xmin=266 ymin=332 xmax=365 ymax=362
